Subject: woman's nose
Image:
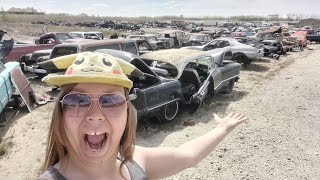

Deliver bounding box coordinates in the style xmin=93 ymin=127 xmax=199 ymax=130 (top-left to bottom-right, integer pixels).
xmin=85 ymin=100 xmax=106 ymax=121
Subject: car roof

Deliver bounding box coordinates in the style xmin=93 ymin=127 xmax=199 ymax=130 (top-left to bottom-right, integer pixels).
xmin=129 ymin=35 xmax=154 ymax=37
xmin=214 ymin=37 xmax=239 ymax=42
xmin=62 ymin=39 xmax=136 ymax=46
xmin=141 ymin=49 xmax=209 ymax=64
xmin=161 ymin=30 xmax=184 ymax=34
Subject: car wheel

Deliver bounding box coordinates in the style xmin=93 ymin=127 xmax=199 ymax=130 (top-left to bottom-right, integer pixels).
xmin=221 ymin=79 xmax=235 ymax=94
xmin=157 ymin=101 xmax=179 ymax=122
xmin=189 ymin=94 xmax=202 ymax=114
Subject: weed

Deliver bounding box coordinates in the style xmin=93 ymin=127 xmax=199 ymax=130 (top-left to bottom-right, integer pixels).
xmin=0 ymin=140 xmax=14 ymax=157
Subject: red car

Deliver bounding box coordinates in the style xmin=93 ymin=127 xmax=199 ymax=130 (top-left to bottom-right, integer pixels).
xmin=291 ymin=31 xmax=307 ymax=47
xmin=3 ymin=32 xmax=73 ymax=63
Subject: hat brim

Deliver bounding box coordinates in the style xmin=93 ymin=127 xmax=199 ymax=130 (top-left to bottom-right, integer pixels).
xmin=42 ymin=74 xmax=133 ymax=89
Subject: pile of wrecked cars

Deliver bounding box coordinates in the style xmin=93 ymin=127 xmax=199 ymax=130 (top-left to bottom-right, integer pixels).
xmin=39 ymin=48 xmax=240 ymax=122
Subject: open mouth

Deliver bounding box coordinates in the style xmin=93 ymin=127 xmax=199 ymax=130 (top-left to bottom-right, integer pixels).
xmin=84 ymin=132 xmax=108 ymax=152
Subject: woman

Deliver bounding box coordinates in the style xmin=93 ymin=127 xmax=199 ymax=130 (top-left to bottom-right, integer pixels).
xmin=38 ymin=52 xmax=248 ymax=180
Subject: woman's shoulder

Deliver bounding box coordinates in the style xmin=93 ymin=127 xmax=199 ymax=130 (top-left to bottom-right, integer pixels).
xmin=133 ymin=145 xmax=147 ymax=167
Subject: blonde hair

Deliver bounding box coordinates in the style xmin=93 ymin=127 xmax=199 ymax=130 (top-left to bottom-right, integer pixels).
xmin=42 ymin=84 xmax=137 ymax=177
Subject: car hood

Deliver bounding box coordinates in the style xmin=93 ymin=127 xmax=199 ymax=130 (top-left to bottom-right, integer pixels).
xmin=181 ymin=46 xmax=205 ymax=50
xmin=141 ymin=49 xmax=208 ymax=79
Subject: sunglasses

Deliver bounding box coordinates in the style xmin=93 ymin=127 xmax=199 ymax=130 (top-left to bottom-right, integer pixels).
xmin=60 ymin=93 xmax=127 ymax=118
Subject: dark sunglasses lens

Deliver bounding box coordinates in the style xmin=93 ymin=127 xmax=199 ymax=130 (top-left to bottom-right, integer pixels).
xmin=99 ymin=94 xmax=126 ymax=108
xmin=62 ymin=93 xmax=91 ymax=109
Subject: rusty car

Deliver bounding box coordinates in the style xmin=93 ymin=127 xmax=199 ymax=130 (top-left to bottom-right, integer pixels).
xmin=185 ymin=33 xmax=214 ymax=46
xmin=141 ymin=49 xmax=241 ymax=113
xmin=3 ymin=32 xmax=73 ymax=63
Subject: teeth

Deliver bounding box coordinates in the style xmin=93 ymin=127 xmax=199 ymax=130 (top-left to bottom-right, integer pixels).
xmin=86 ymin=132 xmax=105 ymax=135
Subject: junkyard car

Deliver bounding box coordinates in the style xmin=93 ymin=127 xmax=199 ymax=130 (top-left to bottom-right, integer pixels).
xmin=21 ymin=39 xmax=140 ymax=76
xmin=306 ymin=31 xmax=320 ymax=43
xmin=185 ymin=34 xmax=213 ymax=46
xmin=1 ymin=39 xmax=18 ymax=116
xmin=182 ymin=37 xmax=262 ymax=65
xmin=261 ymin=40 xmax=286 ymax=57
xmin=141 ymin=49 xmax=241 ymax=113
xmin=152 ymin=33 xmax=175 ymax=48
xmin=69 ymin=31 xmax=104 ymax=40
xmin=161 ymin=30 xmax=188 ymax=47
xmin=4 ymin=32 xmax=73 ymax=63
xmin=1 ymin=39 xmax=40 ymax=125
xmin=291 ymin=31 xmax=307 ymax=48
xmin=128 ymin=35 xmax=168 ymax=50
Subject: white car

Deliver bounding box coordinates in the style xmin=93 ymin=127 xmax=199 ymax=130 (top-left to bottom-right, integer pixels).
xmin=182 ymin=37 xmax=262 ymax=65
xmin=69 ymin=31 xmax=104 ymax=40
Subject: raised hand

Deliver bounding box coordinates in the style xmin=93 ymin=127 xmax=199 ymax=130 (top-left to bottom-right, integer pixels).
xmin=214 ymin=112 xmax=248 ymax=132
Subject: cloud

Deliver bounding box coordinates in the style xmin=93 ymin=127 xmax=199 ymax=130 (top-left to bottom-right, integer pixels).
xmin=91 ymin=3 xmax=110 ymax=8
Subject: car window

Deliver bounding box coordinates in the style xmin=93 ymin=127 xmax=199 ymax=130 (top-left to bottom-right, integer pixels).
xmin=51 ymin=46 xmax=78 ymax=59
xmin=189 ymin=56 xmax=213 ymax=71
xmin=122 ymin=42 xmax=137 ymax=55
xmin=69 ymin=33 xmax=83 ymax=38
xmin=138 ymin=41 xmax=153 ymax=51
xmin=56 ymin=33 xmax=73 ymax=42
xmin=84 ymin=34 xmax=100 ymax=40
xmin=85 ymin=44 xmax=120 ymax=51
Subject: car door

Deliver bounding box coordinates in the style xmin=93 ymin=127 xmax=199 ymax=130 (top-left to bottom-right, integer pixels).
xmin=129 ymin=59 xmax=181 ymax=119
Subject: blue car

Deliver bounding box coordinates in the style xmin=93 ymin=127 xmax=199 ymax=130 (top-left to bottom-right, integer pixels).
xmin=0 ymin=61 xmax=20 ymax=114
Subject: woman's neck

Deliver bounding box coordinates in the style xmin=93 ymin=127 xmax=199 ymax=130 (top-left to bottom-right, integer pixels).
xmin=58 ymin=153 xmax=125 ymax=179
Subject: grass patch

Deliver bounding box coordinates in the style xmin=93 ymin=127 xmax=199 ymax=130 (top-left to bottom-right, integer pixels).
xmin=0 ymin=138 xmax=14 ymax=157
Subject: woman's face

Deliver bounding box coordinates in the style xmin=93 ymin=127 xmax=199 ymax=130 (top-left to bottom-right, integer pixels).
xmin=62 ymin=83 xmax=127 ymax=161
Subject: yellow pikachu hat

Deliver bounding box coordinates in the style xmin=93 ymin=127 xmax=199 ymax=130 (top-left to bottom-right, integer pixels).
xmin=42 ymin=52 xmax=144 ymax=89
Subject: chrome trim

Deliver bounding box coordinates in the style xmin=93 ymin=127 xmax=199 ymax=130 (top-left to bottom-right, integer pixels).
xmin=214 ymin=75 xmax=239 ymax=90
xmin=24 ymin=66 xmax=47 ymax=74
xmin=147 ymin=98 xmax=180 ymax=111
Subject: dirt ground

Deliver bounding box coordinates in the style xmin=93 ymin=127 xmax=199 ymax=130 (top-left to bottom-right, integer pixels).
xmin=1 ymin=36 xmax=320 ymax=179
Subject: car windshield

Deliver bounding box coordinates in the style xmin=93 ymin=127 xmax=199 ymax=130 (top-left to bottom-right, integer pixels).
xmin=190 ymin=35 xmax=203 ymax=40
xmin=69 ymin=33 xmax=83 ymax=38
xmin=56 ymin=33 xmax=73 ymax=42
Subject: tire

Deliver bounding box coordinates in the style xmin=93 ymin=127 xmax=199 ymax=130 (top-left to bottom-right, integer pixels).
xmin=208 ymin=79 xmax=215 ymax=97
xmin=221 ymin=79 xmax=235 ymax=94
xmin=233 ymin=54 xmax=252 ymax=66
xmin=157 ymin=101 xmax=179 ymax=122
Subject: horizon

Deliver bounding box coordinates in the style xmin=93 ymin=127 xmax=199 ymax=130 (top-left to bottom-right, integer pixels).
xmin=1 ymin=0 xmax=320 ymax=18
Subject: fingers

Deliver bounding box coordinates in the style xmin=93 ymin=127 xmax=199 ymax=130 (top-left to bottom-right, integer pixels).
xmin=227 ymin=112 xmax=248 ymax=122
xmin=213 ymin=114 xmax=221 ymax=121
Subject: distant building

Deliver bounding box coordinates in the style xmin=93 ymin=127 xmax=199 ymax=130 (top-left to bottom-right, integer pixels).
xmin=6 ymin=7 xmax=45 ymax=15
xmin=267 ymin=14 xmax=279 ymax=20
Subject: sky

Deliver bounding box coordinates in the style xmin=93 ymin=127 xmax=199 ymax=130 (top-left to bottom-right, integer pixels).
xmin=1 ymin=0 xmax=320 ymax=18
